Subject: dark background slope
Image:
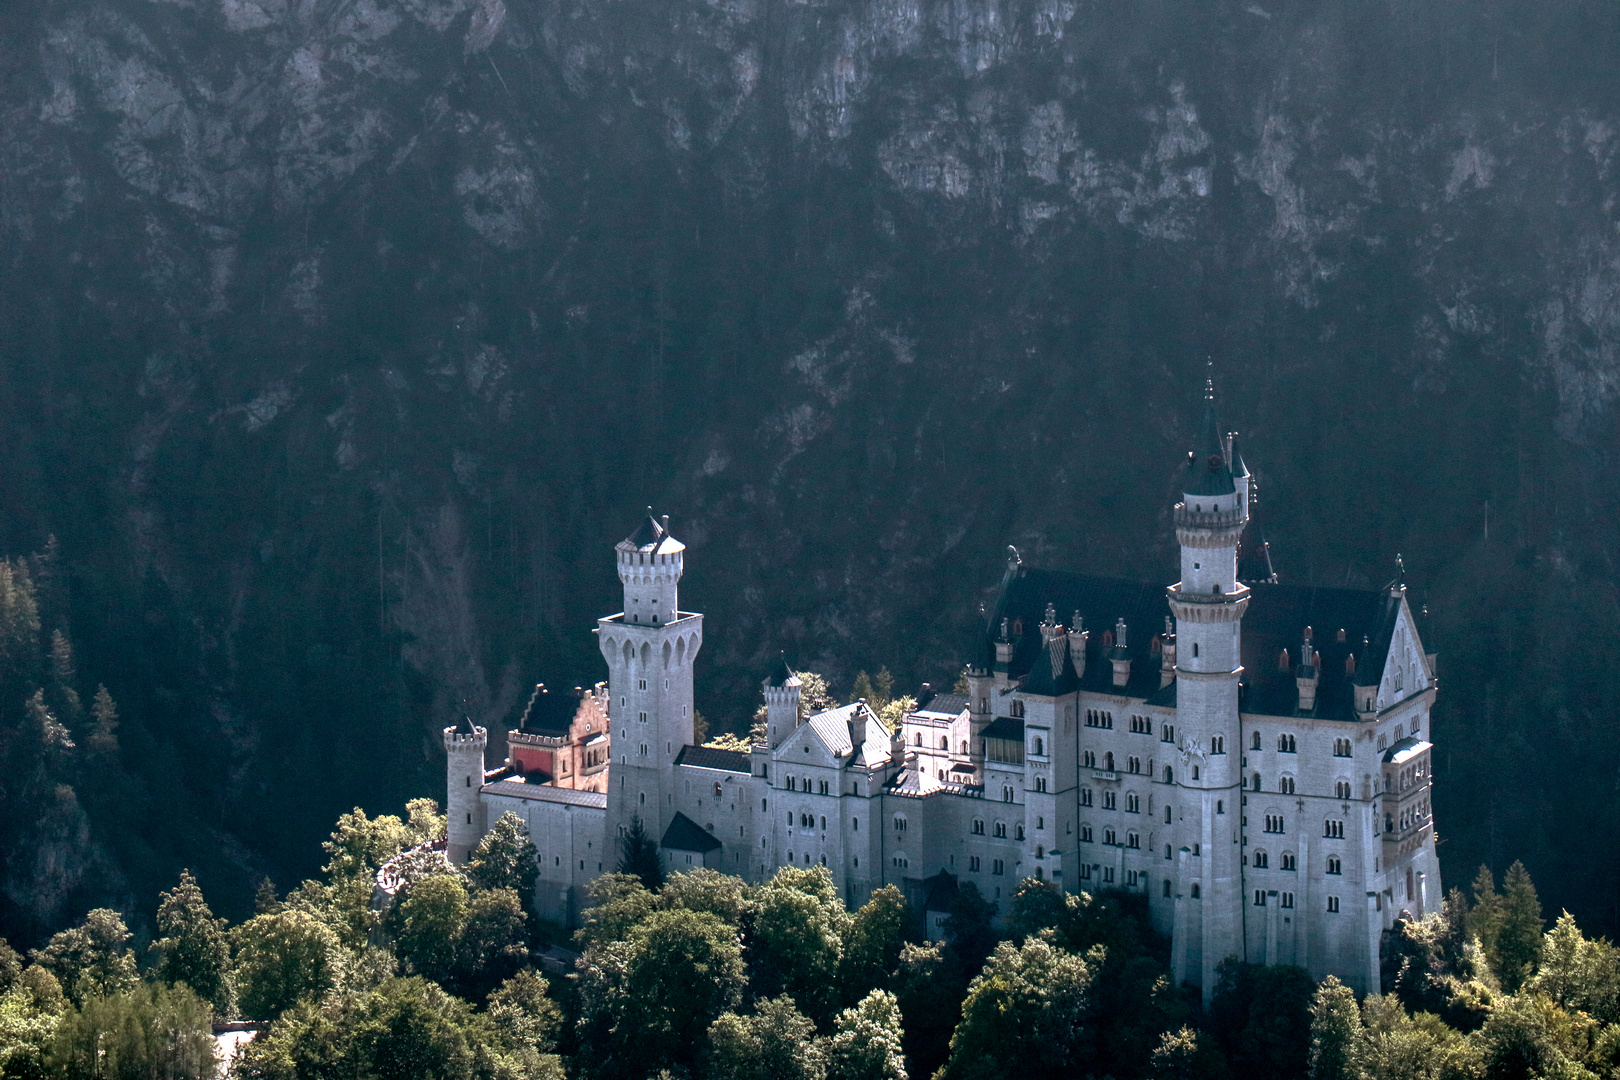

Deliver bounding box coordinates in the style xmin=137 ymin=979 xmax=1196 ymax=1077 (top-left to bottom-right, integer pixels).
xmin=0 ymin=0 xmax=1617 ymax=941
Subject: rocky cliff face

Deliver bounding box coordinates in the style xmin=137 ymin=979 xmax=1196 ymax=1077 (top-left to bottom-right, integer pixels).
xmin=1 ymin=0 xmax=1617 ymax=934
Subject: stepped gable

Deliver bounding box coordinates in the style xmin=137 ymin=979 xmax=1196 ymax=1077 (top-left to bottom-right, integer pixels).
xmin=515 ymin=683 xmax=580 ymax=736
xmin=982 ymin=564 xmax=1403 ymax=719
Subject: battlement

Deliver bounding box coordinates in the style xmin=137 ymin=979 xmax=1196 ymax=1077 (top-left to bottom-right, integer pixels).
xmin=443 ymin=726 xmax=487 ymax=746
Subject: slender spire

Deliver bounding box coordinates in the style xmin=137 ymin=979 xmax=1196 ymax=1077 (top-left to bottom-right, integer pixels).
xmin=1185 ymin=364 xmax=1236 ymax=497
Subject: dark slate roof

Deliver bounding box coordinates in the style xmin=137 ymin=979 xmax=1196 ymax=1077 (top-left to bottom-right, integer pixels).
xmin=661 ymin=812 xmax=722 ymax=853
xmin=482 ymin=780 xmax=607 ymax=808
xmin=975 ymin=566 xmax=1177 ymax=697
xmin=921 ymin=871 xmax=959 ymax=914
xmin=516 ymin=683 xmax=580 ymax=736
xmin=765 ymin=654 xmax=798 ymax=687
xmin=676 ymin=745 xmax=752 ymax=773
xmin=1185 ymin=396 xmax=1236 ymax=497
xmin=1022 ymin=629 xmax=1080 ymax=697
xmin=625 ymin=511 xmax=666 ymax=549
xmin=454 ymin=714 xmax=478 ymax=735
xmin=916 ymin=691 xmax=968 ymax=716
xmin=1236 ymin=524 xmax=1277 ymax=585
xmin=980 ymin=716 xmax=1026 ymax=741
xmin=975 ymin=563 xmax=1405 ymax=721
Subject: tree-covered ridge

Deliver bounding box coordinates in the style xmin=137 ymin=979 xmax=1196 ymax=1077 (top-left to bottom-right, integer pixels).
xmin=2 ymin=791 xmax=1615 ymax=1080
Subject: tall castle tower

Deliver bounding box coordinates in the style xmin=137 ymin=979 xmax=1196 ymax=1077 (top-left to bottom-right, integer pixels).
xmin=1166 ymin=381 xmax=1251 ymax=999
xmin=444 ymin=717 xmax=488 ymax=863
xmin=763 ymin=656 xmax=802 ymax=749
xmin=601 ymin=510 xmax=703 ymax=850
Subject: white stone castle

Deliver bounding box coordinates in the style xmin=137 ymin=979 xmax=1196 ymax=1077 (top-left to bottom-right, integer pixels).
xmin=444 ymin=389 xmax=1440 ymax=999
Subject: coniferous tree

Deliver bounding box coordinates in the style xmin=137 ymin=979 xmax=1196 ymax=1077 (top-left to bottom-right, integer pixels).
xmin=1468 ymin=866 xmax=1505 ymax=973
xmin=1307 ymin=976 xmax=1360 ymax=1080
xmin=32 ymin=909 xmax=137 ymax=1005
xmin=1495 ymin=861 xmax=1544 ymax=992
xmin=617 ymin=816 xmax=663 ymax=892
xmin=84 ymin=686 xmax=118 ymax=762
xmin=152 ymin=870 xmax=234 ymax=1019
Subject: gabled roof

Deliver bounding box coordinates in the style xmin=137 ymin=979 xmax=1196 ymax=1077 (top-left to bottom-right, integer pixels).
xmin=661 ymin=812 xmax=722 ymax=853
xmin=789 ymin=702 xmax=890 ymax=767
xmin=915 ymin=691 xmax=968 ymax=718
xmin=676 ymin=745 xmax=752 ymax=773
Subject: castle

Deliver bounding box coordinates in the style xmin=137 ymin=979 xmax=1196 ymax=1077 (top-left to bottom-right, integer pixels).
xmin=444 ymin=390 xmax=1440 ymax=999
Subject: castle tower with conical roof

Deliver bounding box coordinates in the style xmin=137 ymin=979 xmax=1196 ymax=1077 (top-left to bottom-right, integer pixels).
xmin=1166 ymin=379 xmax=1251 ymax=1000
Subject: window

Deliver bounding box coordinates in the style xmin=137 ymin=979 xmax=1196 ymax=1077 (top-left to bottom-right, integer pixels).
xmin=1003 ymin=786 xmax=1015 ymax=803
xmin=1253 ymin=850 xmax=1268 ymax=868
xmin=1103 ymin=867 xmax=1115 ymax=883
xmin=1334 ymin=737 xmax=1352 ymax=757
xmin=1253 ymin=773 xmax=1263 ymax=791
xmin=1037 ymin=816 xmax=1044 ymax=829
xmin=940 ymin=736 xmax=949 ymax=750
xmin=1126 ymin=792 xmax=1140 ymax=813
xmin=1165 ymin=844 xmax=1173 ymax=859
xmin=1217 ymin=800 xmax=1224 ymax=814
xmin=1132 ymin=715 xmax=1152 ymax=734
xmin=1192 ymin=643 xmax=1198 ymax=657
xmin=1325 ymin=819 xmax=1345 ymax=839
xmin=1281 ymin=852 xmax=1297 ymax=871
xmin=969 ymin=855 xmax=981 ymax=872
xmin=1335 ymin=780 xmax=1352 ymax=799
xmin=1191 ymin=882 xmax=1200 ymax=898
xmin=1164 ymin=880 xmax=1173 ymax=897
xmin=1081 ymin=787 xmax=1093 ymax=806
xmin=1127 ymin=869 xmax=1140 ymax=886
xmin=1252 ymin=731 xmax=1262 ymax=750
xmin=853 ymin=817 xmax=858 ymax=831
xmin=892 ymin=854 xmax=909 ymax=868
xmin=1264 ymin=814 xmax=1284 ymax=833
xmin=1127 ymin=831 xmax=1140 ymax=849
xmin=1281 ymin=892 xmax=1295 ymax=909
xmin=1080 ymin=864 xmax=1093 ymax=880
xmin=1016 ymin=823 xmax=1026 ymax=841
xmin=820 ymin=780 xmax=829 ymax=795
xmin=1164 ymin=766 xmax=1174 ymax=784
xmin=992 ymin=859 xmax=1005 ymax=876
xmin=1161 ymin=724 xmax=1175 ymax=743
xmin=820 ymin=816 xmax=827 ymax=830
xmin=1036 ymin=776 xmax=1047 ymax=793
xmin=1327 ymin=896 xmax=1340 ymax=913
xmin=1033 ymin=736 xmax=1044 ymax=756
xmin=1011 ymin=700 xmax=1024 ymax=718
xmin=1105 ymin=752 xmax=1115 ymax=771
xmin=1081 ymin=825 xmax=1093 ymax=842
xmin=1278 ymin=733 xmax=1296 ymax=753
xmin=1104 ymin=828 xmax=1117 ymax=845
xmin=972 ymin=819 xmax=985 ymax=835
xmin=1164 ymin=805 xmax=1173 ymax=823
xmin=1103 ymin=791 xmax=1117 ymax=810
xmin=894 ymin=815 xmax=907 ymax=832
xmin=1128 ymin=756 xmax=1141 ymax=774
xmin=1254 ymin=890 xmax=1267 ymax=906
xmin=1280 ymin=776 xmax=1296 ymax=795
xmin=994 ymin=821 xmax=1007 ymax=838
xmin=1211 ymin=736 xmax=1225 ymax=754
xmin=1084 ymin=750 xmax=1096 ymax=768
xmin=1327 ymin=855 xmax=1342 ymax=875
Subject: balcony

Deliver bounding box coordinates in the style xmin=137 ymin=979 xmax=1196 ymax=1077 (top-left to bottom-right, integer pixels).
xmin=1173 ymin=503 xmax=1246 ymax=531
xmin=1090 ymin=769 xmax=1119 ymax=782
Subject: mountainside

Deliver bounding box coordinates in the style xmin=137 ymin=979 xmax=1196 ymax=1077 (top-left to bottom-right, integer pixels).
xmin=1 ymin=0 xmax=1618 ymax=942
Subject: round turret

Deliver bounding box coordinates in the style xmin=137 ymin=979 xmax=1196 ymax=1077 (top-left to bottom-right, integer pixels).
xmin=615 ymin=509 xmax=686 ymax=626
xmin=444 ymin=717 xmax=488 ymax=864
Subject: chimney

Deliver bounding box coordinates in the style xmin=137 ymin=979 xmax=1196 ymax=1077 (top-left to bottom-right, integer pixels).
xmin=1110 ymin=617 xmax=1131 ymax=689
xmin=660 ymin=514 xmax=670 ymax=535
xmin=1278 ymin=648 xmax=1291 ymax=673
xmin=1295 ymin=627 xmax=1319 ymax=712
xmin=851 ymin=701 xmax=870 ymax=755
xmin=1067 ymin=614 xmax=1089 ymax=679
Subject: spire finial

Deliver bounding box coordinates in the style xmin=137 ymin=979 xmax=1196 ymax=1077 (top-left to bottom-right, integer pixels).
xmin=1205 ymin=357 xmax=1215 ymax=402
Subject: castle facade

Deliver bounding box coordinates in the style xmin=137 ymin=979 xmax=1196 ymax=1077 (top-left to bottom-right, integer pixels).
xmin=445 ymin=394 xmax=1440 ymax=998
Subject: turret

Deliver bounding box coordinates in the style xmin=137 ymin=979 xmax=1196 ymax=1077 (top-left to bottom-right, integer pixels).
xmin=1109 ymin=617 xmax=1131 ymax=689
xmin=1160 ymin=615 xmax=1177 ymax=688
xmin=763 ymin=655 xmax=801 ymax=749
xmin=615 ymin=509 xmax=685 ymax=626
xmin=444 ymin=716 xmax=488 ymax=864
xmin=1067 ymin=613 xmax=1089 ymax=679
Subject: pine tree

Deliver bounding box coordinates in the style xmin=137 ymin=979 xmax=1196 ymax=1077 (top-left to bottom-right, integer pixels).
xmin=1307 ymin=976 xmax=1360 ymax=1080
xmin=152 ymin=870 xmax=234 ymax=1019
xmin=1496 ymin=861 xmax=1544 ymax=992
xmin=85 ymin=685 xmax=119 ymax=761
xmin=619 ymin=815 xmax=663 ymax=891
xmin=1468 ymin=865 xmax=1504 ymax=972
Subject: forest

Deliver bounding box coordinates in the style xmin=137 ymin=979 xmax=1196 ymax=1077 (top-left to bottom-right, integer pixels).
xmin=0 ymin=787 xmax=1614 ymax=1080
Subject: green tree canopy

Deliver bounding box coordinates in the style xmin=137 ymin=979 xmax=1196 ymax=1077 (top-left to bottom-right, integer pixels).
xmin=940 ymin=932 xmax=1095 ymax=1080
xmin=32 ymin=909 xmax=137 ymax=1006
xmin=617 ymin=816 xmax=663 ymax=892
xmin=575 ymin=873 xmax=658 ymax=949
xmin=840 ymin=886 xmax=911 ymax=1003
xmin=825 ymin=989 xmax=908 ymax=1080
xmin=467 ymin=812 xmax=539 ymax=901
xmin=232 ymin=909 xmax=341 ymax=1020
xmin=152 ymin=869 xmax=234 ymax=1019
xmin=1495 ymin=861 xmax=1545 ymax=993
xmin=455 ymin=887 xmax=528 ymax=1000
xmin=708 ymin=995 xmax=825 ymax=1080
xmin=661 ymin=868 xmax=753 ymax=927
xmin=1308 ymin=976 xmax=1361 ymax=1080
xmin=748 ymin=867 xmax=850 ymax=1027
xmin=49 ymin=982 xmax=216 ymax=1080
xmin=397 ymin=874 xmax=471 ymax=986
xmin=1530 ymin=911 xmax=1620 ymax=1024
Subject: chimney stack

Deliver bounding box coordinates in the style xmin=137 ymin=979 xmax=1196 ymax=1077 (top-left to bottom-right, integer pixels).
xmin=1067 ymin=614 xmax=1089 ymax=679
xmin=1160 ymin=615 xmax=1177 ymax=688
xmin=1295 ymin=626 xmax=1319 ymax=712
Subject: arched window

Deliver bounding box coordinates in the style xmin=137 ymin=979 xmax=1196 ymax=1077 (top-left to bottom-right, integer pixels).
xmin=1164 ymin=766 xmax=1174 ymax=784
xmin=1165 ymin=805 xmax=1173 ymax=823
xmin=1105 ymin=752 xmax=1115 ymax=771
xmin=1253 ymin=773 xmax=1262 ymax=791
xmin=1191 ymin=883 xmax=1201 ymax=899
xmin=914 ymin=732 xmax=922 ymax=746
xmin=940 ymin=736 xmax=949 ymax=750
xmin=1252 ymin=731 xmax=1262 ymax=750
xmin=1034 ymin=736 xmax=1044 ymax=756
